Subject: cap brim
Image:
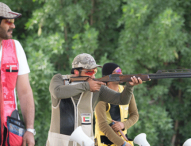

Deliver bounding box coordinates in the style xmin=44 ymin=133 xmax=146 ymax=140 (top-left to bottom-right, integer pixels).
xmin=1 ymin=11 xmax=22 ymax=19
xmin=89 ymin=64 xmax=102 ymax=69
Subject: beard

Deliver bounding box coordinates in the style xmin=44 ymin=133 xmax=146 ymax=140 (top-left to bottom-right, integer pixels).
xmin=0 ymin=27 xmax=13 ymax=40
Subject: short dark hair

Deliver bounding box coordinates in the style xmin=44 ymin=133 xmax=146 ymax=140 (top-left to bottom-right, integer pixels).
xmin=71 ymin=67 xmax=83 ymax=74
xmin=0 ymin=17 xmax=3 ymax=24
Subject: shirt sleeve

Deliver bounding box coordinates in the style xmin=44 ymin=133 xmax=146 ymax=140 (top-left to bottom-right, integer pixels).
xmin=49 ymin=74 xmax=90 ymax=99
xmin=123 ymin=94 xmax=139 ymax=130
xmin=14 ymin=40 xmax=30 ymax=75
xmin=98 ymin=83 xmax=134 ymax=105
xmin=95 ymin=101 xmax=124 ymax=146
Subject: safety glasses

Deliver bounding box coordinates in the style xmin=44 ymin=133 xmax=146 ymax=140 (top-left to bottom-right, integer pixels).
xmin=5 ymin=19 xmax=15 ymax=25
xmin=113 ymin=68 xmax=122 ymax=74
xmin=81 ymin=69 xmax=97 ymax=76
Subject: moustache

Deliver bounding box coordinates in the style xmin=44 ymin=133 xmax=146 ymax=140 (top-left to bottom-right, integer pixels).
xmin=8 ymin=29 xmax=13 ymax=32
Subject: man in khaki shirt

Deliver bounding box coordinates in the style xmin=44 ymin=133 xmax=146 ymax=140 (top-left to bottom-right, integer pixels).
xmin=46 ymin=53 xmax=142 ymax=146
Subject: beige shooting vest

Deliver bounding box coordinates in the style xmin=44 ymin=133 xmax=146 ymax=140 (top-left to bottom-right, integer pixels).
xmin=47 ymin=75 xmax=94 ymax=146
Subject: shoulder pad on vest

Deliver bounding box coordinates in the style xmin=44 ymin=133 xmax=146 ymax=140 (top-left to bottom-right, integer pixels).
xmin=62 ymin=75 xmax=72 ymax=85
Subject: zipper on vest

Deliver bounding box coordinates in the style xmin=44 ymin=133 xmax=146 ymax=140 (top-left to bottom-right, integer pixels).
xmin=71 ymin=97 xmax=77 ymax=146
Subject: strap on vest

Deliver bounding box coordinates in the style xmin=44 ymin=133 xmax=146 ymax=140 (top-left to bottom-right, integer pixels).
xmin=0 ymin=39 xmax=20 ymax=146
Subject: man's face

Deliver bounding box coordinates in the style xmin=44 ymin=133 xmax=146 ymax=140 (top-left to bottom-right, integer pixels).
xmin=0 ymin=19 xmax=15 ymax=40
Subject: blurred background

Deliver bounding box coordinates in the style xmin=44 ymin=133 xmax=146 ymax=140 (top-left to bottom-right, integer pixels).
xmin=2 ymin=0 xmax=191 ymax=145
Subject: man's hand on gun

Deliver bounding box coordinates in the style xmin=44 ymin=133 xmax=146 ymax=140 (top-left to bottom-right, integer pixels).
xmin=111 ymin=120 xmax=124 ymax=132
xmin=111 ymin=120 xmax=132 ymax=146
xmin=129 ymin=76 xmax=142 ymax=86
xmin=88 ymin=78 xmax=106 ymax=92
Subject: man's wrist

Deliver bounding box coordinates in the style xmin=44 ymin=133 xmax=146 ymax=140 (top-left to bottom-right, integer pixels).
xmin=26 ymin=128 xmax=36 ymax=135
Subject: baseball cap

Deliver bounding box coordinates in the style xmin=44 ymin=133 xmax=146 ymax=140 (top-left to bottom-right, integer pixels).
xmin=0 ymin=2 xmax=22 ymax=19
xmin=72 ymin=53 xmax=102 ymax=69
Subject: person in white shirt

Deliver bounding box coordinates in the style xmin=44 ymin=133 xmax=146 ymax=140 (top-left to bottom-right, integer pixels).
xmin=0 ymin=2 xmax=35 ymax=146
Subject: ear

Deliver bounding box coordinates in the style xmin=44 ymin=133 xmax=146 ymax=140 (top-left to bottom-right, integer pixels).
xmin=74 ymin=69 xmax=79 ymax=76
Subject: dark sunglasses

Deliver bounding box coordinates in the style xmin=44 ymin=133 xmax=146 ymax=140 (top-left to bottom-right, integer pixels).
xmin=5 ymin=19 xmax=14 ymax=25
xmin=81 ymin=69 xmax=97 ymax=76
xmin=113 ymin=68 xmax=122 ymax=74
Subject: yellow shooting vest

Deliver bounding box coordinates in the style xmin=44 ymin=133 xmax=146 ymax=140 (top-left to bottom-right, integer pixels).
xmin=95 ymin=85 xmax=134 ymax=146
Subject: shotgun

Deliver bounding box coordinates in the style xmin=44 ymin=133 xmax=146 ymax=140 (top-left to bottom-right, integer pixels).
xmin=69 ymin=69 xmax=191 ymax=83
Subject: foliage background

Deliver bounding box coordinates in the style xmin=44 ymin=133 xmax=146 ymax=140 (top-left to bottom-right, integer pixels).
xmin=2 ymin=0 xmax=191 ymax=145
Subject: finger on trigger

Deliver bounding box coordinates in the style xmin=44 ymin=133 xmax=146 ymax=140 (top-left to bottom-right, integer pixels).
xmin=100 ymin=81 xmax=105 ymax=85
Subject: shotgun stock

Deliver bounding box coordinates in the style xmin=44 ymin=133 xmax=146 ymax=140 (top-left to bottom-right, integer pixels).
xmin=70 ymin=69 xmax=191 ymax=83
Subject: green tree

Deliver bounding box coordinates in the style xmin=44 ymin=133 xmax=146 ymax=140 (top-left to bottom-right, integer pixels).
xmin=116 ymin=0 xmax=191 ymax=145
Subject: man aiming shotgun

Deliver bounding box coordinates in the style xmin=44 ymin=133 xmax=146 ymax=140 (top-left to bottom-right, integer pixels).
xmin=46 ymin=53 xmax=142 ymax=146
